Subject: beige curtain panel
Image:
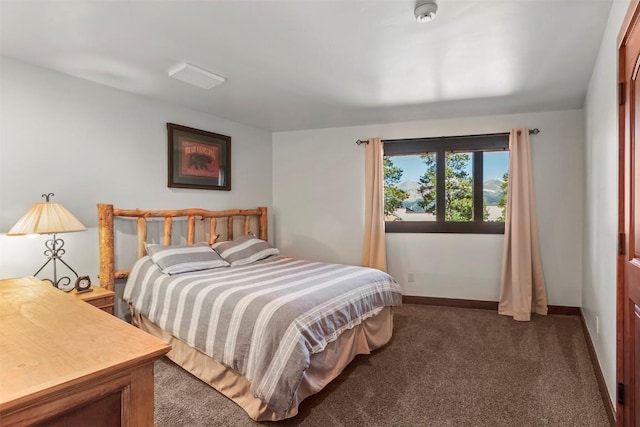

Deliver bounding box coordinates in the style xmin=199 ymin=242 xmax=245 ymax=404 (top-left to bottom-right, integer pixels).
xmin=362 ymin=137 xmax=387 ymax=272
xmin=498 ymin=128 xmax=548 ymax=321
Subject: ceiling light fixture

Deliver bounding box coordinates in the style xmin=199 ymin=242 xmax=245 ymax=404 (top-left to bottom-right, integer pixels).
xmin=168 ymin=62 xmax=225 ymax=89
xmin=414 ymin=0 xmax=438 ymax=22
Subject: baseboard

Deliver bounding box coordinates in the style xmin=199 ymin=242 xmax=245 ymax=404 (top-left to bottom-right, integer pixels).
xmin=579 ymin=309 xmax=616 ymax=426
xmin=402 ymin=295 xmax=498 ymax=310
xmin=401 ymin=295 xmax=580 ymax=315
xmin=547 ymin=305 xmax=581 ymax=315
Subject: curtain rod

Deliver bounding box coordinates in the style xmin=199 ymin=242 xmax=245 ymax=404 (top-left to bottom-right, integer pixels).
xmin=355 ymin=128 xmax=540 ymax=145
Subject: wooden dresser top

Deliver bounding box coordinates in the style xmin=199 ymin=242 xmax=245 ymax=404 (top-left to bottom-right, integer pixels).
xmin=0 ymin=277 xmax=171 ymax=413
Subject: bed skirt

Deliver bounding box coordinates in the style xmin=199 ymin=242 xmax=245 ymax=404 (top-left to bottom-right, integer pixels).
xmin=133 ymin=306 xmax=394 ymax=421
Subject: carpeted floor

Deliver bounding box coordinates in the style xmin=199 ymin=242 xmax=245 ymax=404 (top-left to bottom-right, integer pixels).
xmin=154 ymin=304 xmax=610 ymax=426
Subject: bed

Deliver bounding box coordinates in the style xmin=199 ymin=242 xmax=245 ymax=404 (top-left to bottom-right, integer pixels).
xmin=97 ymin=204 xmax=402 ymax=421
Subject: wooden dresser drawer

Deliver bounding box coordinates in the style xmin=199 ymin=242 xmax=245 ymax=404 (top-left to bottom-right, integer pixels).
xmin=87 ymin=295 xmax=114 ymax=309
xmin=100 ymin=305 xmax=114 ymax=315
xmin=69 ymin=285 xmax=115 ymax=315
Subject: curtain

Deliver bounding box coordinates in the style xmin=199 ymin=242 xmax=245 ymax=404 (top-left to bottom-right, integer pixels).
xmin=498 ymin=128 xmax=548 ymax=321
xmin=362 ymin=137 xmax=387 ymax=271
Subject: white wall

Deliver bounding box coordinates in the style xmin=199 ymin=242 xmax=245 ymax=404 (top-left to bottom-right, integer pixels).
xmin=273 ymin=109 xmax=585 ymax=306
xmin=0 ymin=57 xmax=273 ymax=307
xmin=583 ymin=0 xmax=629 ymax=408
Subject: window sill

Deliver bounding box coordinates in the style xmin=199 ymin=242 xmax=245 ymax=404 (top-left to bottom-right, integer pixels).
xmin=385 ymin=221 xmax=505 ymax=234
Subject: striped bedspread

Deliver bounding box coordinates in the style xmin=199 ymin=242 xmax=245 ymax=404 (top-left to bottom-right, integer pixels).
xmin=124 ymin=256 xmax=402 ymax=416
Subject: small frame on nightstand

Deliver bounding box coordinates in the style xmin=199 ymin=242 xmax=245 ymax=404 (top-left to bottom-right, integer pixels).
xmin=75 ymin=275 xmax=93 ymax=294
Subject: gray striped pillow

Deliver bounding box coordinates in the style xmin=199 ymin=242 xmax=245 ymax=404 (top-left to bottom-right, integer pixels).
xmin=213 ymin=235 xmax=279 ymax=266
xmin=146 ymin=242 xmax=229 ymax=275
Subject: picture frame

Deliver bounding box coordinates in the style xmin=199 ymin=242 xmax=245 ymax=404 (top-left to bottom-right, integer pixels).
xmin=167 ymin=123 xmax=231 ymax=191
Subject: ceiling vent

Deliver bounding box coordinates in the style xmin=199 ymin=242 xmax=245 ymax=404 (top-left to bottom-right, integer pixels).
xmin=168 ymin=62 xmax=225 ymax=89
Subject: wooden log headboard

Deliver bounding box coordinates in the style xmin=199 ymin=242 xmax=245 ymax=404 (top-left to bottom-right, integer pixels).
xmin=97 ymin=204 xmax=268 ymax=291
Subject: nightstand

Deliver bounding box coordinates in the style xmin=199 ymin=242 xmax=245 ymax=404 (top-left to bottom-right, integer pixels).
xmin=70 ymin=285 xmax=115 ymax=315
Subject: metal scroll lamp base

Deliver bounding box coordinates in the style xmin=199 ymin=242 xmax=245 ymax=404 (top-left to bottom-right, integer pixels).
xmin=33 ymin=233 xmax=79 ymax=290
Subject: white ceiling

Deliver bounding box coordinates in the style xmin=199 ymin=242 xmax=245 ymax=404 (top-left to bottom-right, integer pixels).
xmin=0 ymin=0 xmax=612 ymax=132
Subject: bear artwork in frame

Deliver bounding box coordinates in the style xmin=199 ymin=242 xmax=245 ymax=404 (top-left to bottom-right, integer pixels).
xmin=167 ymin=123 xmax=231 ymax=191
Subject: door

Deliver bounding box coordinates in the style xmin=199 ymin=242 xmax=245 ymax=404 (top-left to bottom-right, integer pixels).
xmin=619 ymin=2 xmax=640 ymax=425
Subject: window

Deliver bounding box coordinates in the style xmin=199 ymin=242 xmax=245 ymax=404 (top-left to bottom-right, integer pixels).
xmin=383 ymin=133 xmax=509 ymax=234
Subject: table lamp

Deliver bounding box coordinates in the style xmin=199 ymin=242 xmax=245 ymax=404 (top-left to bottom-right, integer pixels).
xmin=7 ymin=193 xmax=87 ymax=291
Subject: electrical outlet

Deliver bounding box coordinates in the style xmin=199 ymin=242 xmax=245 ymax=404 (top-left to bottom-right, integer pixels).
xmin=407 ymin=272 xmax=415 ymax=283
xmin=595 ymin=316 xmax=599 ymax=335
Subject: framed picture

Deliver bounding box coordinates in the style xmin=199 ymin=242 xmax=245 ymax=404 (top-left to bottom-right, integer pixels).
xmin=167 ymin=123 xmax=231 ymax=191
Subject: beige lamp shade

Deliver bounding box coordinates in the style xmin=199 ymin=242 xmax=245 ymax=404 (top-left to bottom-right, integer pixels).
xmin=7 ymin=202 xmax=86 ymax=235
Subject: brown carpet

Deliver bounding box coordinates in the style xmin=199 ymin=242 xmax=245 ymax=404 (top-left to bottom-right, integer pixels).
xmin=154 ymin=304 xmax=609 ymax=426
